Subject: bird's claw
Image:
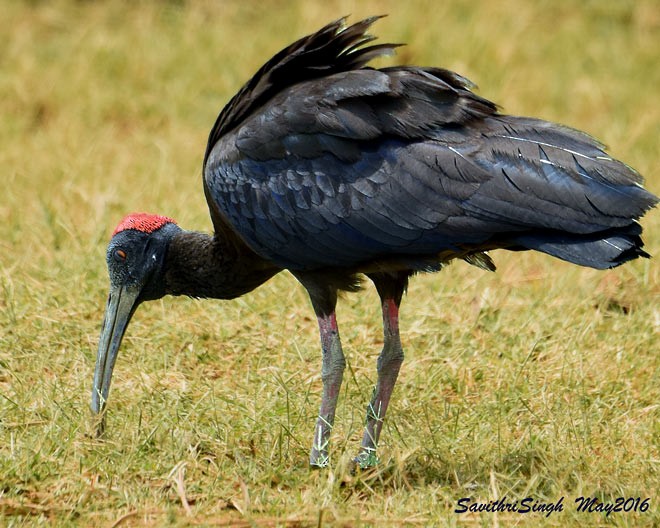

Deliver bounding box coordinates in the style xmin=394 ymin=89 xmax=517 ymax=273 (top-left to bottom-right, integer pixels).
xmin=353 ymin=450 xmax=379 ymax=470
xmin=309 ymin=457 xmax=330 ymax=470
xmin=309 ymin=445 xmax=330 ymax=469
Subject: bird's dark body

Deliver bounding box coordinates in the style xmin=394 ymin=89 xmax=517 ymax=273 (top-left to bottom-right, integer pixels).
xmin=93 ymin=17 xmax=657 ymax=468
xmin=202 ymin=19 xmax=654 ymax=278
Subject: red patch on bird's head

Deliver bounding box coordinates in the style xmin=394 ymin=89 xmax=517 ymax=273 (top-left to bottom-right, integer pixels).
xmin=112 ymin=213 xmax=177 ymax=237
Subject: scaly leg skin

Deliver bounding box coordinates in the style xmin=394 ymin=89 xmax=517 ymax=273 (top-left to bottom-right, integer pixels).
xmin=355 ymin=273 xmax=407 ymax=469
xmin=310 ymin=312 xmax=346 ymax=468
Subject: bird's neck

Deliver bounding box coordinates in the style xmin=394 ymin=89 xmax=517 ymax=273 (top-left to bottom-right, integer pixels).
xmin=164 ymin=231 xmax=280 ymax=300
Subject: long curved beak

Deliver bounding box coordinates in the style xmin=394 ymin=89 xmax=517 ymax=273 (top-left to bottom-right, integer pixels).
xmin=91 ymin=284 xmax=141 ymax=424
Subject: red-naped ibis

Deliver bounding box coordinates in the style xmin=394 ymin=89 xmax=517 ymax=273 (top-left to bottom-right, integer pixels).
xmin=92 ymin=17 xmax=657 ymax=468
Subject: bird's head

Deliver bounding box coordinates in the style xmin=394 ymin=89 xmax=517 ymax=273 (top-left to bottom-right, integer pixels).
xmin=91 ymin=213 xmax=181 ymax=419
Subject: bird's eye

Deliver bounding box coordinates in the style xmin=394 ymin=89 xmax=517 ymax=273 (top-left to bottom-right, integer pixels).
xmin=114 ymin=249 xmax=127 ymax=261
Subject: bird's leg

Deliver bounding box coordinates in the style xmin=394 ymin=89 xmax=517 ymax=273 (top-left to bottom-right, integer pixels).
xmin=295 ymin=274 xmax=345 ymax=468
xmin=355 ymin=273 xmax=408 ymax=468
xmin=310 ymin=310 xmax=345 ymax=467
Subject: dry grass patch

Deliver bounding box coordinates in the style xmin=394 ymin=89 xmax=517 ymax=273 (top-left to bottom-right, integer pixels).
xmin=1 ymin=1 xmax=658 ymax=526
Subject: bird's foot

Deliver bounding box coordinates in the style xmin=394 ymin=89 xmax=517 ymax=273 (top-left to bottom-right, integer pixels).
xmin=92 ymin=413 xmax=107 ymax=438
xmin=309 ymin=434 xmax=330 ymax=468
xmin=353 ymin=449 xmax=379 ymax=470
xmin=309 ymin=417 xmax=333 ymax=468
xmin=309 ymin=453 xmax=330 ymax=469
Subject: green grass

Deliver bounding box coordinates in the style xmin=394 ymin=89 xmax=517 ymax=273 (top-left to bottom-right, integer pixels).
xmin=1 ymin=0 xmax=658 ymax=526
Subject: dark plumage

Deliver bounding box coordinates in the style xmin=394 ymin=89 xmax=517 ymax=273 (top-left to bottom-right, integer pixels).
xmin=92 ymin=17 xmax=657 ymax=468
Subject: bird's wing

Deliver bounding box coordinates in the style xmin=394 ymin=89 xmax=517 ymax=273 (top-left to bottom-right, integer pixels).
xmin=204 ymin=67 xmax=491 ymax=269
xmin=203 ymin=16 xmax=398 ymax=168
xmin=205 ymin=65 xmax=655 ymax=271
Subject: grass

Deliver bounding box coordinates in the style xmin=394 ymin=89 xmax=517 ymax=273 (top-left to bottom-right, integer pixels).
xmin=1 ymin=0 xmax=658 ymax=526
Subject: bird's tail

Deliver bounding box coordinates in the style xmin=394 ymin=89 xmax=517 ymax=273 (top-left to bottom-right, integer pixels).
xmin=512 ymin=222 xmax=649 ymax=269
xmin=463 ymin=115 xmax=658 ymax=269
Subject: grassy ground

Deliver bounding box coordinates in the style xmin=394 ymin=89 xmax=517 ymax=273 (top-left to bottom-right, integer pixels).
xmin=1 ymin=0 xmax=658 ymax=526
